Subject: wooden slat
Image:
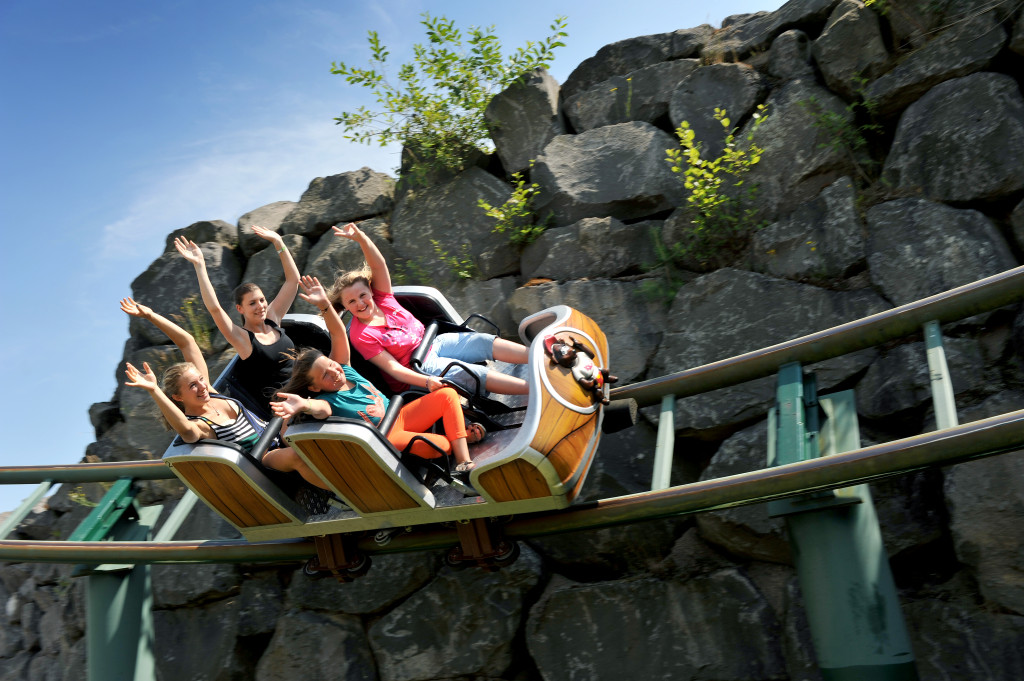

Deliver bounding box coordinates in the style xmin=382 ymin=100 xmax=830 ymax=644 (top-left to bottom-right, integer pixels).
xmin=173 ymin=461 xmax=290 ymax=527
xmin=294 ymin=438 xmax=420 ymax=513
xmin=477 ymin=459 xmax=551 ymax=503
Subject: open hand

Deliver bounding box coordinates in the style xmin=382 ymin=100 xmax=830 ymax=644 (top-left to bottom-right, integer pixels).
xmin=119 ymin=297 xmax=152 ymax=319
xmin=298 ymin=275 xmax=328 ymax=311
xmin=251 ymin=225 xmax=283 ymax=247
xmin=173 ymin=236 xmax=204 ymax=265
xmin=331 ymin=222 xmax=360 ymax=241
xmin=124 ymin=361 xmax=158 ymax=391
xmin=271 ymin=392 xmax=305 ymax=419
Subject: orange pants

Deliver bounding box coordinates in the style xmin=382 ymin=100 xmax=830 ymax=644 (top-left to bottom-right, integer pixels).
xmin=386 ymin=387 xmax=467 ymax=459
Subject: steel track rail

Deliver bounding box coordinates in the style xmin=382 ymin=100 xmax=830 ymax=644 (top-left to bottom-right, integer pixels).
xmin=3 ymin=408 xmax=1021 ymax=564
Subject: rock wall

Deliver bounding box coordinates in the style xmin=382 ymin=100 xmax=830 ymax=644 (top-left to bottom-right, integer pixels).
xmin=5 ymin=1 xmax=1024 ymax=679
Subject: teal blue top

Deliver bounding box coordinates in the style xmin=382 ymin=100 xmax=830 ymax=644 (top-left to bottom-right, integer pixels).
xmin=315 ymin=365 xmax=390 ymax=427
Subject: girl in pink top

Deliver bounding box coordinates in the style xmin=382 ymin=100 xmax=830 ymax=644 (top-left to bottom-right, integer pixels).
xmin=327 ymin=223 xmax=529 ymax=395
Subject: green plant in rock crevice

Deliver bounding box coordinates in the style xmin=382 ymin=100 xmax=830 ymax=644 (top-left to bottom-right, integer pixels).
xmin=800 ymin=79 xmax=882 ymax=186
xmin=661 ymin=105 xmax=768 ymax=264
xmin=478 ymin=161 xmax=550 ymax=246
xmin=431 ymin=240 xmax=480 ymax=280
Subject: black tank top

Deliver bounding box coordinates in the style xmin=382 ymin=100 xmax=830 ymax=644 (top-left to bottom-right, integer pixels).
xmin=236 ymin=319 xmax=294 ymax=412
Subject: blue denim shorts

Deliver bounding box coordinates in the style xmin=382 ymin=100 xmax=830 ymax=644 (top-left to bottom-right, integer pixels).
xmin=420 ymin=332 xmax=495 ymax=393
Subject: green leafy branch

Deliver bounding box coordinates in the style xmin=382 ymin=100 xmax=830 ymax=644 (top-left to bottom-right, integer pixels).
xmin=331 ymin=13 xmax=568 ymax=184
xmin=478 ymin=162 xmax=550 ymax=246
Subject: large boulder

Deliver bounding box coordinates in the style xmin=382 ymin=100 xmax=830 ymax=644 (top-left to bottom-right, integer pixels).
xmin=560 ymin=27 xmax=713 ymax=101
xmin=255 ymin=609 xmax=375 ymax=681
xmin=741 ymin=78 xmax=859 ymax=221
xmin=130 ymin=242 xmax=241 ymax=348
xmin=766 ymin=29 xmax=816 ymax=82
xmin=865 ymin=198 xmax=1018 ymax=306
xmin=526 ymin=569 xmax=787 ymax=681
xmin=883 ymin=0 xmax=1002 ymax=50
xmin=532 ymin=121 xmax=686 ymax=226
xmin=668 ymin=62 xmax=769 ymax=159
xmin=701 ymin=0 xmax=843 ymax=63
xmin=650 ymin=269 xmax=888 ymax=438
xmin=812 ymin=0 xmax=889 ymax=99
xmin=749 ymin=176 xmax=865 ymax=285
xmin=389 ymin=167 xmax=517 ymax=282
xmin=484 ymin=69 xmax=566 ymax=176
xmin=153 ymin=598 xmax=248 ymax=681
xmin=367 ymin=545 xmax=543 ymax=681
xmin=239 ymin=233 xmax=310 ymax=303
xmin=564 ymin=59 xmax=699 ymax=132
xmin=881 ymin=72 xmax=1024 ymax=202
xmin=943 ymin=393 xmax=1024 ymax=614
xmin=508 ymin=279 xmax=665 ymax=385
xmin=238 ymin=200 xmax=298 ymax=256
xmin=865 ymin=11 xmax=1006 ymax=117
xmin=520 ymin=216 xmax=657 ymax=281
xmin=163 ymin=219 xmax=238 ymax=253
xmin=279 ymin=167 xmax=394 ymax=239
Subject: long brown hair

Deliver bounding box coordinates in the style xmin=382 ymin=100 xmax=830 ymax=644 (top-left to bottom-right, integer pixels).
xmin=277 ymin=347 xmax=326 ymax=396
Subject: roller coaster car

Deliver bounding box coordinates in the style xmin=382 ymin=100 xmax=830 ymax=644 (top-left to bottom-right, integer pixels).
xmin=161 ymin=287 xmax=612 ymax=544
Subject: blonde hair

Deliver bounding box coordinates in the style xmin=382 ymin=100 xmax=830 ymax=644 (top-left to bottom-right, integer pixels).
xmin=327 ymin=267 xmax=372 ymax=315
xmin=159 ymin=361 xmax=198 ymax=429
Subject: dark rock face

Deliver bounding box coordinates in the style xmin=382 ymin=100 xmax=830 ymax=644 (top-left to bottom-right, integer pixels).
xmin=881 ymin=73 xmax=1024 ymax=203
xmin=10 ymin=4 xmax=1024 ymax=680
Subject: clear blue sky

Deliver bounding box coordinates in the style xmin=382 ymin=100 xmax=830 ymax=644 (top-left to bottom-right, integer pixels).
xmin=0 ymin=0 xmax=784 ymax=513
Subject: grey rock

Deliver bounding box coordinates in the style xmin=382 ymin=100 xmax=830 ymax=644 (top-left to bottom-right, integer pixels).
xmin=444 ymin=277 xmax=519 ymax=339
xmin=238 ymin=200 xmax=297 ymax=256
xmin=87 ymin=400 xmax=120 ymax=441
xmin=285 ymin=551 xmax=437 ymax=615
xmin=885 ymin=0 xmax=1001 ymax=50
xmin=521 ymin=216 xmax=657 ymax=281
xmin=298 ymin=217 xmax=392 ymax=315
xmin=508 ymin=279 xmax=665 ymax=384
xmin=255 ymin=609 xmax=375 ymax=681
xmin=872 ymin=468 xmax=947 ymax=559
xmin=768 ymin=30 xmax=816 ymax=81
xmin=151 ymin=502 xmax=241 ymax=608
xmin=368 ymin=545 xmax=543 ymax=681
xmin=0 ymin=652 xmax=31 ymax=681
xmin=1012 ymin=198 xmax=1024 ymax=252
xmin=237 ymin=570 xmax=283 ymax=637
xmin=578 ymin=417 xmax=661 ymax=500
xmin=279 ymin=167 xmax=395 ymax=239
xmin=485 ymin=68 xmax=566 ymax=175
xmin=564 ymin=59 xmax=699 ymax=132
xmin=26 ymin=654 xmax=63 ymax=681
xmin=533 ymin=122 xmax=686 ymax=226
xmin=702 ymin=0 xmax=843 ymax=63
xmin=390 ymin=167 xmax=518 ymax=282
xmin=866 ymin=198 xmax=1018 ymax=306
xmin=527 ymin=569 xmax=787 ymax=681
xmin=239 ymin=232 xmax=309 ymax=303
xmin=866 ymin=11 xmax=1006 ymax=117
xmin=1012 ymin=9 xmax=1024 ymax=55
xmin=750 ymin=176 xmax=865 ymax=285
xmin=904 ymin=598 xmax=1024 ymax=680
xmin=742 ymin=77 xmax=861 ymax=220
xmin=813 ymin=0 xmax=889 ymax=99
xmin=560 ymin=27 xmax=713 ymax=101
xmin=669 ymin=62 xmax=769 ymax=160
xmin=527 ymin=516 xmax=683 ymax=582
xmin=881 ymin=72 xmax=1024 ymax=202
xmin=697 ymin=420 xmax=792 ymax=563
xmin=152 ymin=598 xmax=247 ymax=681
xmin=855 ymin=338 xmax=989 ymax=419
xmin=163 ymin=219 xmax=238 ymax=253
xmin=130 ymin=242 xmax=241 ymax=348
xmin=944 ymin=392 xmax=1024 ymax=614
xmin=650 ymin=269 xmax=887 ymax=437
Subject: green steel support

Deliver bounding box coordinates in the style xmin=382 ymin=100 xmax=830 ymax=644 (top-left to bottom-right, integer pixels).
xmin=69 ymin=478 xmax=160 ymax=681
xmin=924 ymin=320 xmax=958 ymax=431
xmin=651 ymin=395 xmax=675 ymax=490
xmin=0 ymin=480 xmax=53 ymax=539
xmin=770 ymin=363 xmax=918 ymax=681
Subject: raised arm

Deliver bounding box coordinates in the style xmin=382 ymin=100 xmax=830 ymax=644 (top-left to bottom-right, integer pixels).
xmin=174 ymin=236 xmax=251 ymax=355
xmin=297 ymin=275 xmax=351 ymax=366
xmin=252 ymin=225 xmax=300 ymax=323
xmin=271 ymin=393 xmax=332 ymax=421
xmin=120 ymin=297 xmax=210 ymax=385
xmin=333 ymin=222 xmax=392 ymax=294
xmin=124 ymin=361 xmax=212 ymax=443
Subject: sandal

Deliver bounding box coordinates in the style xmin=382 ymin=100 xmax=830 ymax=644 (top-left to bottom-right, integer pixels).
xmin=454 ymin=461 xmax=476 ymax=474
